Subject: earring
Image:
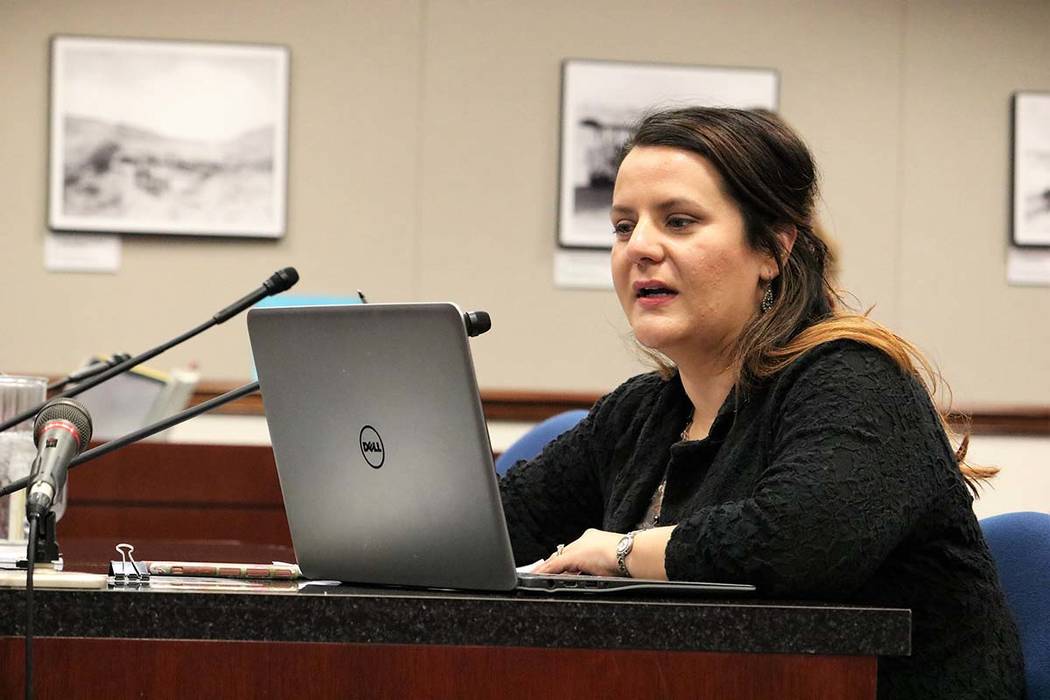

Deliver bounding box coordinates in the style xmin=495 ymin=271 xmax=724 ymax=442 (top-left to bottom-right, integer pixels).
xmin=760 ymin=284 xmax=774 ymax=313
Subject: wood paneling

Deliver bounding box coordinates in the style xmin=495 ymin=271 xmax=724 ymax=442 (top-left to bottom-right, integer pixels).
xmin=61 ymin=442 xmax=292 ymax=548
xmin=69 ymin=443 xmax=281 ymax=504
xmin=945 ymin=407 xmax=1050 ymax=436
xmin=0 ymin=638 xmax=877 ymax=699
xmin=60 ymin=505 xmax=292 ymax=545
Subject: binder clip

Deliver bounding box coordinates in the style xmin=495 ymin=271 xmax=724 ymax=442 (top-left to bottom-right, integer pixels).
xmin=109 ymin=543 xmax=149 ymax=585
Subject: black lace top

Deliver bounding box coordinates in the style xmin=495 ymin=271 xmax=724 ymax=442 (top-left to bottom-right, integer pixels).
xmin=499 ymin=340 xmax=1025 ymax=699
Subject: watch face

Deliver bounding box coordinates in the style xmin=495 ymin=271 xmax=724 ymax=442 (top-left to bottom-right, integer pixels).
xmin=616 ymin=538 xmax=630 ymax=555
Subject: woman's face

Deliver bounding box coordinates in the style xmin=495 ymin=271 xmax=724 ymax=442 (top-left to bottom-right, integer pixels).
xmin=610 ymin=145 xmax=774 ymax=363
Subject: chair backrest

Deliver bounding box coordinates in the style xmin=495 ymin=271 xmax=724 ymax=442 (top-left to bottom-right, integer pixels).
xmin=494 ymin=410 xmax=588 ymax=475
xmin=981 ymin=511 xmax=1050 ymax=699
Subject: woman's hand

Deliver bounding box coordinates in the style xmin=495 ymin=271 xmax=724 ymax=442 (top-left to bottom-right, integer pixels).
xmin=532 ymin=528 xmax=623 ymax=577
xmin=531 ymin=526 xmax=675 ymax=579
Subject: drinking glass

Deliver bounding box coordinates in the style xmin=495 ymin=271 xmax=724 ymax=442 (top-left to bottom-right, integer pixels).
xmin=0 ymin=376 xmax=53 ymax=542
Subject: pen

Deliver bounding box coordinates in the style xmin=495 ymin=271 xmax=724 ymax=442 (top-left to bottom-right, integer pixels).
xmin=141 ymin=561 xmax=301 ymax=579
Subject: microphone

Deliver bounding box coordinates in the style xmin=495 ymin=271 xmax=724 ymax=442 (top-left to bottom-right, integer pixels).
xmin=212 ymin=267 xmax=299 ymax=323
xmin=0 ymin=267 xmax=299 ymax=435
xmin=464 ymin=311 xmax=492 ymax=337
xmin=25 ymin=399 xmax=93 ymax=520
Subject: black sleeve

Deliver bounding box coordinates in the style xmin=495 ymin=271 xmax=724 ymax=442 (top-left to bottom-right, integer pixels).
xmin=496 ymin=371 xmax=671 ymax=567
xmin=497 ymin=400 xmax=610 ymax=566
xmin=666 ymin=343 xmax=960 ymax=596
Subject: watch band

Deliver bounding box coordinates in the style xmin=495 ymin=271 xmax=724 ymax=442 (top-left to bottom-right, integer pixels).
xmin=616 ymin=531 xmax=637 ymax=578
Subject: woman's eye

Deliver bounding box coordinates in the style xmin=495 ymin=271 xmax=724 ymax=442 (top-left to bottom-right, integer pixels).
xmin=667 ymin=216 xmax=695 ymax=230
xmin=612 ymin=221 xmax=634 ymax=238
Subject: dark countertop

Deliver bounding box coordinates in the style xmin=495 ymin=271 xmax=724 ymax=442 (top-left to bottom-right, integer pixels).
xmin=0 ymin=583 xmax=910 ymax=657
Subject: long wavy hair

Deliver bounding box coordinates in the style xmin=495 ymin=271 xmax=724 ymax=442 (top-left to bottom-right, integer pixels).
xmin=618 ymin=107 xmax=994 ymax=490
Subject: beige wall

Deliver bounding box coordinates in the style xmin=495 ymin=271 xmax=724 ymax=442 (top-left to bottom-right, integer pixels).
xmin=1 ymin=0 xmax=1048 ymax=404
xmin=897 ymin=1 xmax=1050 ymax=407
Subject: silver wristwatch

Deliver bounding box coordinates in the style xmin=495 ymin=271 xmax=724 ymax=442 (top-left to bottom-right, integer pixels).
xmin=615 ymin=531 xmax=637 ymax=578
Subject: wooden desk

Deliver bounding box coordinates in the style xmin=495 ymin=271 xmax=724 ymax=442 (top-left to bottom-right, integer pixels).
xmin=15 ymin=442 xmax=908 ymax=698
xmin=0 ymin=584 xmax=908 ymax=699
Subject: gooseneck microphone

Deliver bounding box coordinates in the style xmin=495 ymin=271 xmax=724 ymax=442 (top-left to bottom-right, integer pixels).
xmin=212 ymin=267 xmax=299 ymax=323
xmin=25 ymin=399 xmax=93 ymax=519
xmin=0 ymin=267 xmax=299 ymax=435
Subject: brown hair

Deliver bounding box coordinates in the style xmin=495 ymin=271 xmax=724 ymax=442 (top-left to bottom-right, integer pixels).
xmin=619 ymin=107 xmax=994 ymax=490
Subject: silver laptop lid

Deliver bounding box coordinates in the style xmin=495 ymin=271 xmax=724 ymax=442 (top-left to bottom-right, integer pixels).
xmin=247 ymin=302 xmax=517 ymax=591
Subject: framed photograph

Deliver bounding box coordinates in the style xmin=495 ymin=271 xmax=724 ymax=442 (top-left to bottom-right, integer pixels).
xmin=49 ymin=36 xmax=289 ymax=238
xmin=557 ymin=59 xmax=778 ymax=250
xmin=1012 ymin=92 xmax=1050 ymax=247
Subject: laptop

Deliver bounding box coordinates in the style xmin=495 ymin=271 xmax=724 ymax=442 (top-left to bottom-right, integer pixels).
xmin=247 ymin=302 xmax=755 ymax=596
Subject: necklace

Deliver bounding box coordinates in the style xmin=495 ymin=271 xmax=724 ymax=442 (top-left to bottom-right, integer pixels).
xmin=649 ymin=480 xmax=666 ymax=527
xmin=680 ymin=412 xmax=694 ymax=441
xmin=641 ymin=412 xmax=694 ymax=530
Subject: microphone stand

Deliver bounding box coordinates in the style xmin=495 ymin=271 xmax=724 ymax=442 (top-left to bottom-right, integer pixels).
xmin=47 ymin=353 xmax=131 ymax=394
xmin=0 ymin=266 xmax=296 ymax=435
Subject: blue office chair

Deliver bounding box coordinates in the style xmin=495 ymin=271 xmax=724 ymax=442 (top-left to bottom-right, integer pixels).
xmin=494 ymin=409 xmax=588 ymax=475
xmin=980 ymin=511 xmax=1050 ymax=699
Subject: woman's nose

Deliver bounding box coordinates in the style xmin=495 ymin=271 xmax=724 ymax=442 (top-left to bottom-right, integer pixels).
xmin=625 ymin=220 xmax=663 ymax=265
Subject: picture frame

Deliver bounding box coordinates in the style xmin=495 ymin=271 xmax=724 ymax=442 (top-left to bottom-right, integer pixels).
xmin=48 ymin=36 xmax=289 ymax=238
xmin=557 ymin=59 xmax=778 ymax=250
xmin=1011 ymin=92 xmax=1050 ymax=247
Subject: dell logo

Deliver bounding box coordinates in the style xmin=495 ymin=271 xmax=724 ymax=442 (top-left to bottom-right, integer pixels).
xmin=359 ymin=425 xmax=385 ymax=468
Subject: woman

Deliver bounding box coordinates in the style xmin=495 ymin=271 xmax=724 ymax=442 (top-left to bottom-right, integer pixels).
xmin=499 ymin=108 xmax=1024 ymax=698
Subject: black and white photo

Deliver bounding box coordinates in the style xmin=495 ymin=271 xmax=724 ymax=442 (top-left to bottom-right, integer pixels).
xmin=48 ymin=36 xmax=289 ymax=238
xmin=1012 ymin=92 xmax=1050 ymax=247
xmin=558 ymin=59 xmax=778 ymax=250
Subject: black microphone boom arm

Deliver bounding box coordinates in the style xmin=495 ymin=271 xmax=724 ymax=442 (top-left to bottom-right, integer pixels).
xmin=0 ymin=267 xmax=297 ymax=434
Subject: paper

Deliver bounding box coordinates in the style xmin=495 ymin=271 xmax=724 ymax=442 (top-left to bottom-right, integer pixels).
xmin=296 ymin=580 xmax=342 ymax=591
xmin=0 ymin=569 xmax=105 ymax=589
xmin=0 ymin=541 xmax=28 ymax=567
xmin=1007 ymin=245 xmax=1050 ymax=286
xmin=44 ymin=231 xmax=121 ymax=273
xmin=554 ymin=249 xmax=613 ymax=289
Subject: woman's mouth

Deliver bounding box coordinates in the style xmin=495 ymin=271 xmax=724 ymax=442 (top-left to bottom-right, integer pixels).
xmin=634 ymin=281 xmax=678 ymax=307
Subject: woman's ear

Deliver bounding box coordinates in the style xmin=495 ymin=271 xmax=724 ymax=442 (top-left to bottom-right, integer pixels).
xmin=775 ymin=224 xmax=798 ymax=262
xmin=761 ymin=225 xmax=798 ymax=282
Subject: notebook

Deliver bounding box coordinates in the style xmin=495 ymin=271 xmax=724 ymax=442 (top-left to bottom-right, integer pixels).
xmin=247 ymin=302 xmax=755 ymax=596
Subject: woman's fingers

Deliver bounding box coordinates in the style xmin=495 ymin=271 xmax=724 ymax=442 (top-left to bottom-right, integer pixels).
xmin=532 ymin=529 xmax=621 ymax=576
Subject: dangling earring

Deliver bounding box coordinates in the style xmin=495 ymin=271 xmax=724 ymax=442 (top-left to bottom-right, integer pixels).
xmin=760 ymin=284 xmax=774 ymax=313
